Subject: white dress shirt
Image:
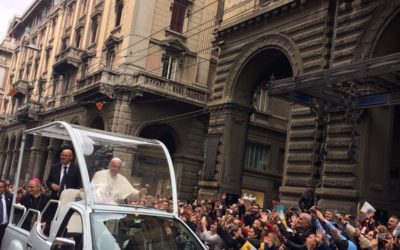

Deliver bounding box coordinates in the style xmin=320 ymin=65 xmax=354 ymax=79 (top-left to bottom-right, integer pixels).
xmin=60 ymin=163 xmax=70 ymax=183
xmin=0 ymin=194 xmax=7 ymax=225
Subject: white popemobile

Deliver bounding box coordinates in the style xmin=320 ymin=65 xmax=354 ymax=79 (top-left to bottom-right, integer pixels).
xmin=1 ymin=121 xmax=207 ymax=250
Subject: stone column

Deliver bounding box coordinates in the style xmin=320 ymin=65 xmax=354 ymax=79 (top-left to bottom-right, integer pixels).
xmin=27 ymin=136 xmax=46 ymax=181
xmin=108 ymin=90 xmax=133 ymax=134
xmin=317 ymin=112 xmax=360 ymax=213
xmin=8 ymin=148 xmax=20 ymax=181
xmin=174 ymin=154 xmax=203 ymax=201
xmin=199 ymin=103 xmax=251 ymax=198
xmin=279 ymin=105 xmax=318 ymax=207
xmin=0 ymin=152 xmax=6 ymax=176
xmin=42 ymin=139 xmax=61 ymax=183
xmin=1 ymin=150 xmax=12 ymax=180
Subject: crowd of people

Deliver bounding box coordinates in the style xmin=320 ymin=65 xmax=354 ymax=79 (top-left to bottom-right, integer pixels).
xmin=3 ymin=181 xmax=400 ymax=250
xmin=178 ymin=195 xmax=400 ymax=250
xmin=1 ymin=147 xmax=399 ymax=250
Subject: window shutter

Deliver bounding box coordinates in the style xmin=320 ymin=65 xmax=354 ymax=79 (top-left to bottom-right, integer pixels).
xmin=170 ymin=1 xmax=186 ymax=33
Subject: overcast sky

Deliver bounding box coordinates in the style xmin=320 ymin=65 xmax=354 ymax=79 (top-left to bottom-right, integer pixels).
xmin=0 ymin=0 xmax=35 ymax=41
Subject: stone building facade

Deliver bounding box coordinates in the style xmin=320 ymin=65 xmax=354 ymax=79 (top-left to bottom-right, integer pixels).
xmin=0 ymin=40 xmax=13 ymax=113
xmin=0 ymin=0 xmax=220 ymax=201
xmin=210 ymin=0 xmax=400 ymax=215
xmin=3 ymin=0 xmax=398 ymax=215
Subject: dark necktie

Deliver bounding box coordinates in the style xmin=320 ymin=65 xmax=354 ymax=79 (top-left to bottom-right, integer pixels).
xmin=0 ymin=195 xmax=4 ymax=224
xmin=60 ymin=166 xmax=68 ymax=191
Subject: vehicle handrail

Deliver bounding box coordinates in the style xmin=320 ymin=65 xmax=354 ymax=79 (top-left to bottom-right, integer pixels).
xmin=12 ymin=203 xmax=26 ymax=227
xmin=17 ymin=208 xmax=41 ymax=230
xmin=42 ymin=199 xmax=60 ymax=216
xmin=13 ymin=203 xmax=26 ymax=214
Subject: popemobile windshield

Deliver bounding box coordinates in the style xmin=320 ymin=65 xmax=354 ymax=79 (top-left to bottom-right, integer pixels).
xmin=1 ymin=121 xmax=206 ymax=250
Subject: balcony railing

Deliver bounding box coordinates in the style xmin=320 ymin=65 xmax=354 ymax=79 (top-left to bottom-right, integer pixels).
xmin=53 ymin=46 xmax=84 ymax=73
xmin=11 ymin=79 xmax=30 ymax=96
xmin=16 ymin=102 xmax=41 ymax=122
xmin=131 ymin=72 xmax=209 ymax=106
xmin=0 ymin=114 xmax=5 ymax=125
xmin=4 ymin=114 xmax=17 ymax=124
xmin=74 ymin=69 xmax=118 ymax=100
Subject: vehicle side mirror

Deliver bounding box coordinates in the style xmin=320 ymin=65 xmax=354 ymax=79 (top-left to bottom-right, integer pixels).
xmin=50 ymin=237 xmax=75 ymax=250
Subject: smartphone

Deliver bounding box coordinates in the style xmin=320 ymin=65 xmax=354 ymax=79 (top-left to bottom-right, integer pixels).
xmin=219 ymin=205 xmax=223 ymax=209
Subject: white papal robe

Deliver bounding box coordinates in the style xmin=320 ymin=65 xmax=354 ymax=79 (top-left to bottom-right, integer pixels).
xmin=91 ymin=169 xmax=139 ymax=203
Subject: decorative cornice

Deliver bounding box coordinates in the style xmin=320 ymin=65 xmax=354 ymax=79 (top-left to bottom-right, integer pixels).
xmin=207 ymin=101 xmax=254 ymax=115
xmin=216 ymin=0 xmax=313 ymax=39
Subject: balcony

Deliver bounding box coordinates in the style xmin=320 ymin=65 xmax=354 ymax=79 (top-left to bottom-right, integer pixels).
xmin=4 ymin=114 xmax=17 ymax=125
xmin=53 ymin=46 xmax=84 ymax=73
xmin=74 ymin=69 xmax=118 ymax=101
xmin=11 ymin=79 xmax=30 ymax=97
xmin=0 ymin=114 xmax=5 ymax=126
xmin=130 ymin=72 xmax=209 ymax=107
xmin=16 ymin=102 xmax=41 ymax=123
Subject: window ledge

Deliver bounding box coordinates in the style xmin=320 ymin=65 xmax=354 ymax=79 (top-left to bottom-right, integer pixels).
xmin=111 ymin=26 xmax=121 ymax=35
xmin=87 ymin=43 xmax=97 ymax=51
xmin=165 ymin=29 xmax=187 ymax=42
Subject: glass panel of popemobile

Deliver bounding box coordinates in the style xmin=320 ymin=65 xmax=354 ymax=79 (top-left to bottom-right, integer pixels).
xmin=20 ymin=121 xmax=177 ymax=214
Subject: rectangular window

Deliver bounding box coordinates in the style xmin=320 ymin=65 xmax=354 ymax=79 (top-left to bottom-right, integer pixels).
xmin=162 ymin=54 xmax=180 ymax=80
xmin=52 ymin=77 xmax=58 ymax=96
xmin=19 ymin=69 xmax=24 ymax=80
xmin=80 ymin=0 xmax=87 ymax=17
xmin=0 ymin=68 xmax=5 ymax=85
xmin=44 ymin=49 xmax=51 ymax=72
xmin=106 ymin=49 xmax=115 ymax=69
xmin=25 ymin=64 xmax=31 ymax=81
xmin=33 ymin=58 xmax=40 ymax=80
xmin=254 ymin=87 xmax=269 ymax=113
xmin=244 ymin=142 xmax=269 ymax=171
xmin=115 ymin=0 xmax=123 ymax=27
xmin=66 ymin=4 xmax=75 ymax=27
xmin=81 ymin=62 xmax=89 ymax=78
xmin=38 ymin=82 xmax=44 ymax=103
xmin=90 ymin=18 xmax=98 ymax=44
xmin=61 ymin=37 xmax=69 ymax=51
xmin=75 ymin=30 xmax=81 ymax=48
xmin=62 ymin=74 xmax=70 ymax=95
xmin=203 ymin=134 xmax=220 ymax=180
xmin=170 ymin=1 xmax=187 ymax=33
xmin=50 ymin=18 xmax=57 ymax=39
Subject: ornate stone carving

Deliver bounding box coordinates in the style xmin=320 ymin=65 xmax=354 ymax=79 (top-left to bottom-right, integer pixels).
xmin=220 ymin=33 xmax=302 ymax=103
xmin=354 ymin=1 xmax=400 ymax=60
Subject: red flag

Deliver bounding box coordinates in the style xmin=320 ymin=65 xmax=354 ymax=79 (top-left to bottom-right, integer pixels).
xmin=96 ymin=101 xmax=104 ymax=110
xmin=9 ymin=88 xmax=17 ymax=97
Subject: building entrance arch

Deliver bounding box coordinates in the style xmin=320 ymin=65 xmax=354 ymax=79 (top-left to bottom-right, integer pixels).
xmin=204 ymin=36 xmax=296 ymax=205
xmin=358 ymin=9 xmax=400 ymax=216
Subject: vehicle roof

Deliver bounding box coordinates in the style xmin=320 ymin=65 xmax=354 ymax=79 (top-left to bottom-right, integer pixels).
xmin=14 ymin=121 xmax=179 ymax=216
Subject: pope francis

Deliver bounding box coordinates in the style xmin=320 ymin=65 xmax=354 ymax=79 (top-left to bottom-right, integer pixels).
xmin=91 ymin=157 xmax=146 ymax=203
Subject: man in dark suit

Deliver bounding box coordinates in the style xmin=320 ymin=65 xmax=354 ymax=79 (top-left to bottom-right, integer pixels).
xmin=46 ymin=148 xmax=81 ymax=200
xmin=0 ymin=180 xmax=12 ymax=244
xmin=44 ymin=148 xmax=81 ymax=236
